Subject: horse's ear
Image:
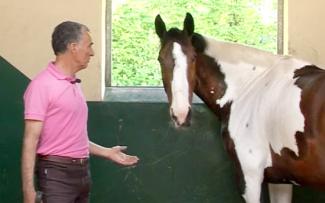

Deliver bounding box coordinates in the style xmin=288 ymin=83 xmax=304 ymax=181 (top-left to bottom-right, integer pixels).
xmin=155 ymin=14 xmax=166 ymax=39
xmin=183 ymin=12 xmax=194 ymax=36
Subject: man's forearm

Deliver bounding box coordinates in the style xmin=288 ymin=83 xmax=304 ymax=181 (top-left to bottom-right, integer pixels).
xmin=89 ymin=141 xmax=110 ymax=157
xmin=21 ymin=120 xmax=43 ymax=203
xmin=21 ymin=135 xmax=37 ymax=193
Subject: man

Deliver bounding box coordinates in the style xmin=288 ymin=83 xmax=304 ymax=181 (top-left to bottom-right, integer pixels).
xmin=21 ymin=21 xmax=139 ymax=203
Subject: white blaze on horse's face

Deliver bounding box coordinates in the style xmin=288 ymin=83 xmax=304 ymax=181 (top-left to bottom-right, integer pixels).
xmin=170 ymin=42 xmax=191 ymax=126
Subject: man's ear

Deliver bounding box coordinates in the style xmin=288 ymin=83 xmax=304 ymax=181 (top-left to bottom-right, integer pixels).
xmin=68 ymin=42 xmax=78 ymax=53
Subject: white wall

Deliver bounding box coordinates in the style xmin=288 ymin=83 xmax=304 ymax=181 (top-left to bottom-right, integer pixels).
xmin=0 ymin=0 xmax=105 ymax=100
xmin=287 ymin=0 xmax=325 ymax=67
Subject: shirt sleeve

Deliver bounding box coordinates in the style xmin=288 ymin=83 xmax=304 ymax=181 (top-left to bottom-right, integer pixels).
xmin=23 ymin=80 xmax=49 ymax=121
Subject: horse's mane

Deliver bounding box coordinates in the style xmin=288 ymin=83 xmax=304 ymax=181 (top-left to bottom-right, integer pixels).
xmin=163 ymin=28 xmax=192 ymax=46
xmin=192 ymin=33 xmax=207 ymax=53
xmin=194 ymin=33 xmax=281 ymax=69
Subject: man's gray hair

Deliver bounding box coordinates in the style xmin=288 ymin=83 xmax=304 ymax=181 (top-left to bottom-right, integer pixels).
xmin=51 ymin=21 xmax=89 ymax=55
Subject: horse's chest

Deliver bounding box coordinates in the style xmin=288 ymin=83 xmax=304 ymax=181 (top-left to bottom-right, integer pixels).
xmin=225 ymin=74 xmax=305 ymax=168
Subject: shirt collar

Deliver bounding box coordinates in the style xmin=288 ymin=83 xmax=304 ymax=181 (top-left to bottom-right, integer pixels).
xmin=47 ymin=62 xmax=77 ymax=83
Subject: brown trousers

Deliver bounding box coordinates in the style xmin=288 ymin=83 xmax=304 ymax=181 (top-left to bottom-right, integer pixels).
xmin=36 ymin=156 xmax=91 ymax=203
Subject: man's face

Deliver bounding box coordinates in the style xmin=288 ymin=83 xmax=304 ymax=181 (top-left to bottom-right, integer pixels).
xmin=73 ymin=31 xmax=94 ymax=69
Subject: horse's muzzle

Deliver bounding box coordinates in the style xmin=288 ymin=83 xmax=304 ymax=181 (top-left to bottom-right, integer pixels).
xmin=171 ymin=107 xmax=192 ymax=127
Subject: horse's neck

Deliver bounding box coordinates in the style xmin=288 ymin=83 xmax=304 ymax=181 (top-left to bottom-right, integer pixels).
xmin=203 ymin=37 xmax=281 ymax=107
xmin=194 ymin=54 xmax=227 ymax=117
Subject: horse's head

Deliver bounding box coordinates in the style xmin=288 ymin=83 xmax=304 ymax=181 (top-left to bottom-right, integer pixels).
xmin=155 ymin=13 xmax=197 ymax=127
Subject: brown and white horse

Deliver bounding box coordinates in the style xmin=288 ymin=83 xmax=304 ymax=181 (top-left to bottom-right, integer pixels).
xmin=155 ymin=13 xmax=325 ymax=203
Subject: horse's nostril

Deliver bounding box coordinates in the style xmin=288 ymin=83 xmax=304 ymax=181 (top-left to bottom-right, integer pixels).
xmin=170 ymin=108 xmax=176 ymax=119
xmin=170 ymin=110 xmax=179 ymax=125
xmin=171 ymin=114 xmax=177 ymax=121
xmin=184 ymin=108 xmax=192 ymax=126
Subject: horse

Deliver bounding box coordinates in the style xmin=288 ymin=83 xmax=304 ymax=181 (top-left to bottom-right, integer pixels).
xmin=154 ymin=12 xmax=325 ymax=203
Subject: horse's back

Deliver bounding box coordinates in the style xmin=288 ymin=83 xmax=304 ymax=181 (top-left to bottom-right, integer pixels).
xmin=295 ymin=65 xmax=325 ymax=138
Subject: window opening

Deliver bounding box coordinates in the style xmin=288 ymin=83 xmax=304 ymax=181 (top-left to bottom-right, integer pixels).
xmin=110 ymin=0 xmax=278 ymax=87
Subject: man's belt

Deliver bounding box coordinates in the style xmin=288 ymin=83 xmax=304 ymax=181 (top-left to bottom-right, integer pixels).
xmin=37 ymin=155 xmax=89 ymax=165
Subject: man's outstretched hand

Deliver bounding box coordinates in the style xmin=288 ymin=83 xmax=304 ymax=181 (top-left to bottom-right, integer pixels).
xmin=107 ymin=146 xmax=139 ymax=166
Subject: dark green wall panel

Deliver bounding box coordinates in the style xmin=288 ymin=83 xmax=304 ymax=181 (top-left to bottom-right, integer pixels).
xmin=0 ymin=56 xmax=29 ymax=203
xmin=87 ymin=102 xmax=242 ymax=203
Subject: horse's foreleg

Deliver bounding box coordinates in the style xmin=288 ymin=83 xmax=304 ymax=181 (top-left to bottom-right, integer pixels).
xmin=235 ymin=139 xmax=270 ymax=203
xmin=242 ymin=171 xmax=263 ymax=203
xmin=235 ymin=144 xmax=268 ymax=203
xmin=268 ymin=183 xmax=292 ymax=203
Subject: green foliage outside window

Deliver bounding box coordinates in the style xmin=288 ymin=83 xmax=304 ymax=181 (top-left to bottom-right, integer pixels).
xmin=112 ymin=0 xmax=277 ymax=86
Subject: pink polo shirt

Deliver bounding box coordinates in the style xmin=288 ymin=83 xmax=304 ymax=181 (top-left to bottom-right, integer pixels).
xmin=23 ymin=62 xmax=89 ymax=158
